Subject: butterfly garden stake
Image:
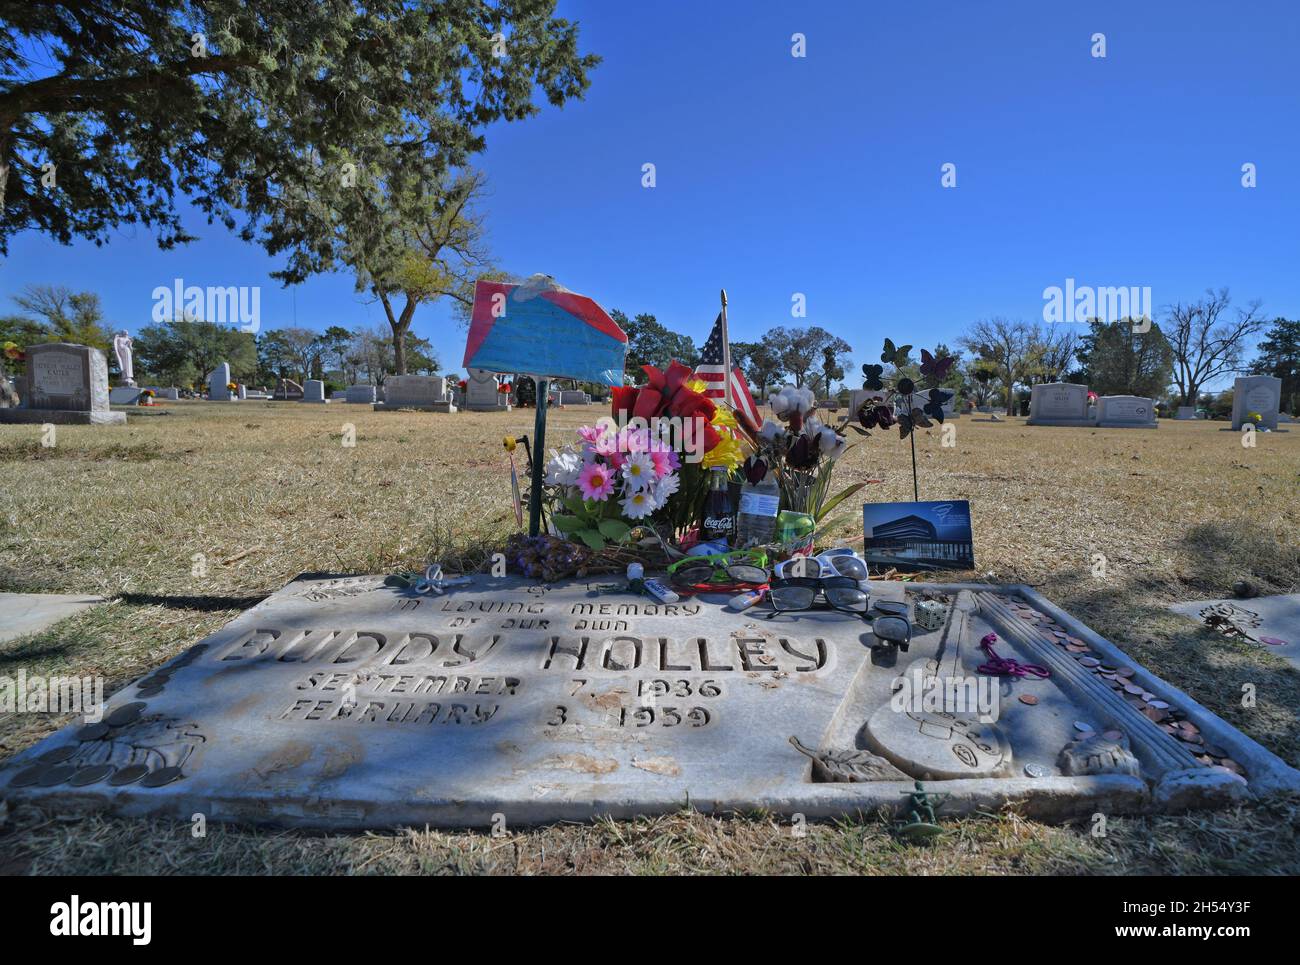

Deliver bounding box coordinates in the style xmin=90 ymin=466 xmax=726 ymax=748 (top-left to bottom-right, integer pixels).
xmin=852 ymin=339 xmax=956 ymax=501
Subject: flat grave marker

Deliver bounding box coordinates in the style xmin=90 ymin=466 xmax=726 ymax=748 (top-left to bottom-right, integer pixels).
xmin=4 ymin=575 xmax=1295 ymax=829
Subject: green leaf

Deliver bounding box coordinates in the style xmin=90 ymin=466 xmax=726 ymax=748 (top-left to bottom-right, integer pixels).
xmin=552 ymin=514 xmax=585 ymax=534
xmin=815 ymin=482 xmax=867 ymax=523
xmin=576 ymin=528 xmax=607 ymax=550
xmin=597 ymin=519 xmax=632 ymax=543
xmin=563 ymin=494 xmax=586 ymax=516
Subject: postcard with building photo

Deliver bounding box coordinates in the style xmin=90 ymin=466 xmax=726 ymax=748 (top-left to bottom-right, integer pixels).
xmin=862 ymin=500 xmax=975 ymax=571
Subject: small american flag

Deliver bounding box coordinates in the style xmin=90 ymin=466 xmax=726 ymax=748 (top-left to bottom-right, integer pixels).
xmin=696 ymin=312 xmax=761 ymax=432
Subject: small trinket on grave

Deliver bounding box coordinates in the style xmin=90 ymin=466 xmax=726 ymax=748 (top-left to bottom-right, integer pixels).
xmin=914 ymin=599 xmax=948 ymax=631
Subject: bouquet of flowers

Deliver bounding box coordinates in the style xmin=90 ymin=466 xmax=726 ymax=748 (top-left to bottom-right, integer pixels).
xmin=750 ymin=385 xmax=862 ymax=523
xmin=541 ymin=360 xmax=750 ymax=551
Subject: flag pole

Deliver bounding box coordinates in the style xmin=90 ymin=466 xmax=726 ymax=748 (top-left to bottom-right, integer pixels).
xmin=719 ymin=288 xmax=732 ymax=406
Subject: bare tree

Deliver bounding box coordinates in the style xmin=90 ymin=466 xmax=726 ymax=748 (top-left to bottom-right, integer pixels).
xmin=361 ymin=170 xmax=494 ymax=375
xmin=959 ymin=317 xmax=1032 ymax=415
xmin=1026 ymin=322 xmax=1080 ymax=385
xmin=1166 ymin=289 xmax=1266 ymax=406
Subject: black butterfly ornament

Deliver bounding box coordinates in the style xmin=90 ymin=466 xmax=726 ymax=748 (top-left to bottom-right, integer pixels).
xmin=922 ymin=388 xmax=953 ymax=423
xmin=881 ymin=338 xmax=913 ymax=367
xmin=861 ymin=363 xmax=884 ymax=390
xmin=920 ymin=349 xmax=955 ymax=381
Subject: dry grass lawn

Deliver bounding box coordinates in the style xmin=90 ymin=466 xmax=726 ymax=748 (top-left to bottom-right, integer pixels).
xmin=1 ymin=401 xmax=1298 ymax=875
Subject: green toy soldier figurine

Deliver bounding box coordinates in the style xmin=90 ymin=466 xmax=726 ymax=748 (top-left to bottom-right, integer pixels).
xmin=897 ymin=780 xmax=948 ymax=841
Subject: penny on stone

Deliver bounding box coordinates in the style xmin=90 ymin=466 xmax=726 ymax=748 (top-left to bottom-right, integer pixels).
xmin=38 ymin=746 xmax=78 ymax=764
xmin=76 ymin=722 xmax=110 ymax=742
xmin=1102 ymin=729 xmax=1124 ymax=741
xmin=38 ymin=764 xmax=77 ymax=786
xmin=1116 ymin=667 xmax=1135 ymax=678
xmin=1018 ymin=694 xmax=1039 ymax=705
xmin=136 ymin=685 xmax=164 ymax=698
xmin=8 ymin=765 xmax=46 ymax=788
xmin=1080 ymin=657 xmax=1101 ymax=668
xmin=108 ymin=764 xmax=150 ymax=786
xmin=1023 ymin=763 xmax=1050 ymax=778
xmin=68 ymin=764 xmax=115 ymax=787
xmin=106 ymin=702 xmax=147 ymax=728
xmin=140 ymin=766 xmax=184 ymax=788
xmin=1073 ymin=721 xmax=1095 ymax=733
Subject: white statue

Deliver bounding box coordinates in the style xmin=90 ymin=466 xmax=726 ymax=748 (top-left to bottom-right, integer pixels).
xmin=113 ymin=330 xmax=135 ymax=386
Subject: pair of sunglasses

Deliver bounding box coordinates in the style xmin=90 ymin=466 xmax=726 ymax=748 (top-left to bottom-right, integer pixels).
xmin=668 ymin=552 xmax=769 ymax=586
xmin=767 ymin=576 xmax=869 ymax=614
xmin=774 ymin=552 xmax=868 ymax=582
xmin=869 ymin=600 xmax=912 ymax=648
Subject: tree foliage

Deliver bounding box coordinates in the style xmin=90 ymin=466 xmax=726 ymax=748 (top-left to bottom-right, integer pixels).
xmin=0 ymin=1 xmax=599 ymax=258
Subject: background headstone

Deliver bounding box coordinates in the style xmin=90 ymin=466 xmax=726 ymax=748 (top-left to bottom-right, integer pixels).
xmin=464 ymin=368 xmax=510 ymax=411
xmin=0 ymin=342 xmax=126 ymax=425
xmin=1026 ymin=383 xmax=1093 ymax=426
xmin=1095 ymin=395 xmax=1158 ymax=429
xmin=109 ymin=386 xmax=143 ymax=405
xmin=345 ymin=384 xmax=377 ymax=404
xmin=1176 ymin=406 xmax=1197 ymax=420
xmin=1231 ymin=375 xmax=1281 ymax=430
xmin=302 ymin=379 xmax=328 ymax=403
xmin=208 ymin=362 xmax=232 ymax=401
xmin=375 ymin=375 xmax=455 ymax=412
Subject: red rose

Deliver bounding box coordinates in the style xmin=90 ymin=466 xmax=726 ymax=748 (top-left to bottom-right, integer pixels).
xmin=610 ymin=385 xmax=639 ymax=418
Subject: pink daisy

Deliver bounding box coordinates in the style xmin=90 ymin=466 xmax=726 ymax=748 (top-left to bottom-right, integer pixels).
xmin=577 ymin=461 xmax=616 ymax=501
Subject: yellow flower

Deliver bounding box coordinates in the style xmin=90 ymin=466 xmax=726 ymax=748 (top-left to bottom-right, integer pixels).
xmin=685 ymin=377 xmax=709 ymax=395
xmin=701 ymin=433 xmax=744 ymax=470
xmin=711 ymin=405 xmax=740 ymax=430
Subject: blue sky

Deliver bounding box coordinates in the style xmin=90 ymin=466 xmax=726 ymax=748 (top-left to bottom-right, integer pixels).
xmin=2 ymin=0 xmax=1297 ymax=385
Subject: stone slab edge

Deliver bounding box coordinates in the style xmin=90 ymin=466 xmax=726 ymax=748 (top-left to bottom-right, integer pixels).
xmin=994 ymin=583 xmax=1300 ymax=796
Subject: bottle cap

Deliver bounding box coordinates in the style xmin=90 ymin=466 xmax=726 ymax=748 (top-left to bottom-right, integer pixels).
xmin=626 ymin=562 xmax=644 ymax=580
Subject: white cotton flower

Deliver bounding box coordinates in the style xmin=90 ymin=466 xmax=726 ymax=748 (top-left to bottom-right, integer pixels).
xmin=804 ymin=416 xmax=825 ymax=437
xmin=795 ymin=387 xmax=816 ymax=413
xmin=758 ymin=419 xmax=783 ymax=444
xmin=621 ymin=451 xmax=656 ymax=491
xmin=819 ymin=428 xmax=847 ymax=460
xmin=544 ymin=447 xmax=583 ymax=486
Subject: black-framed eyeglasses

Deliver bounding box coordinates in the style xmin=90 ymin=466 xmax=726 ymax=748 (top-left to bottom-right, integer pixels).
xmin=767 ymin=576 xmax=869 ymax=614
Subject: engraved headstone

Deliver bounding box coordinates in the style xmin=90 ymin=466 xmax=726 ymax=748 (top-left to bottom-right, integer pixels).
xmin=1230 ymin=375 xmax=1281 ymax=430
xmin=302 ymin=379 xmax=328 ymax=403
xmin=1026 ymin=383 xmax=1092 ymax=427
xmin=208 ymin=362 xmax=232 ymax=401
xmin=1094 ymin=395 xmax=1158 ymax=429
xmin=1176 ymin=406 xmax=1197 ymax=420
xmin=345 ymin=384 xmax=377 ymax=404
xmin=375 ymin=375 xmax=455 ymax=412
xmin=464 ymin=368 xmax=510 ymax=411
xmin=3 ymin=576 xmax=1291 ymax=827
xmin=0 ymin=342 xmax=126 ymax=425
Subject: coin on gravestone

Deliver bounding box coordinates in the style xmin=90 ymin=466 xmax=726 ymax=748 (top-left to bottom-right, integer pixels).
xmin=1024 ymin=763 xmax=1050 ymax=778
xmin=38 ymin=764 xmax=77 ymax=786
xmin=106 ymin=702 xmax=147 ymax=727
xmin=76 ymin=722 xmax=110 ymax=741
xmin=136 ymin=686 xmax=164 ymax=698
xmin=1073 ymin=721 xmax=1095 ymax=733
xmin=8 ymin=765 xmax=46 ymax=788
xmin=38 ymin=746 xmax=77 ymax=764
xmin=1018 ymin=694 xmax=1039 ymax=705
xmin=108 ymin=764 xmax=149 ymax=786
xmin=68 ymin=764 xmax=115 ymax=787
xmin=140 ymin=766 xmax=183 ymax=788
